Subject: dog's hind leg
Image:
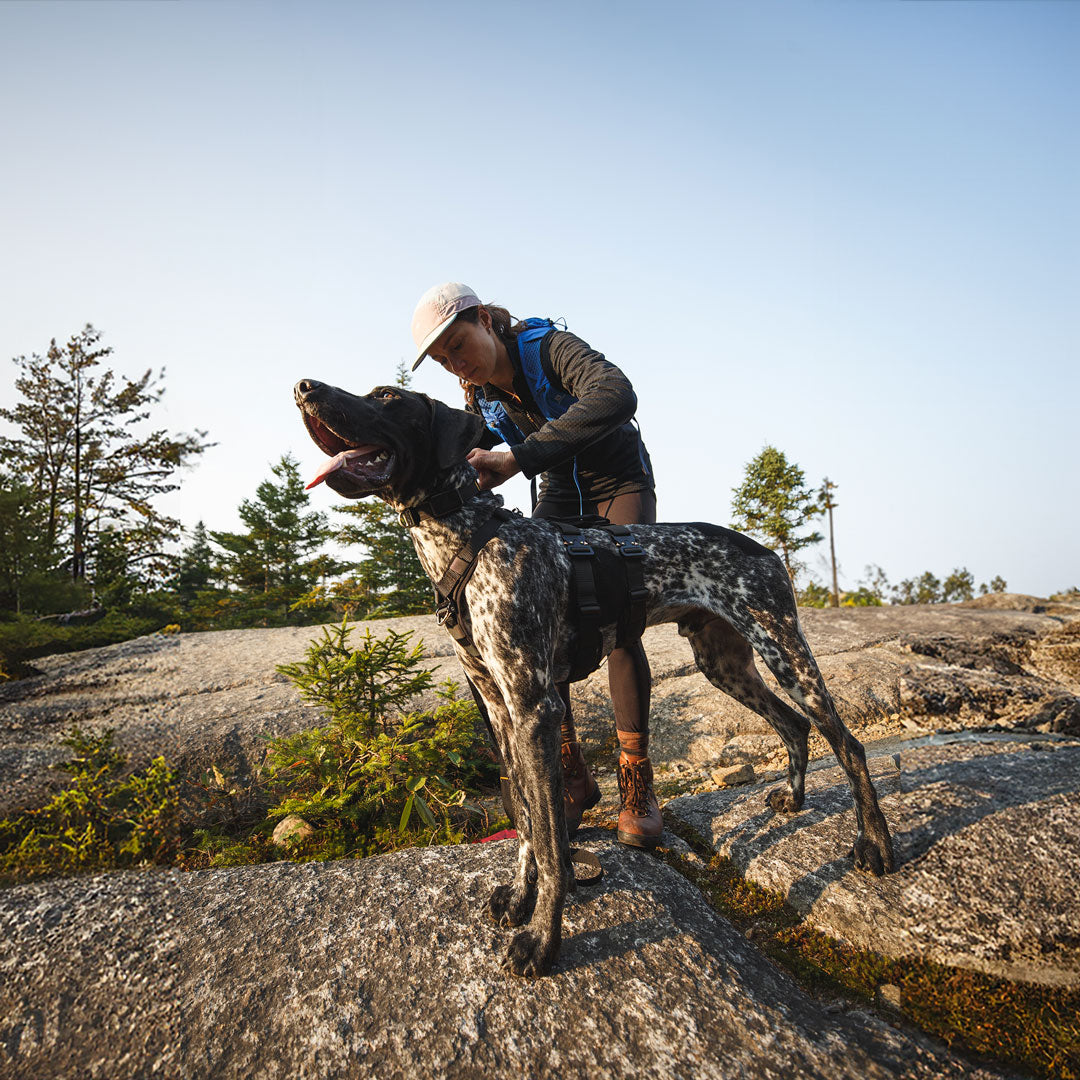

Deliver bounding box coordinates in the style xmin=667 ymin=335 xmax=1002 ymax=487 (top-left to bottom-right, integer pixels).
xmin=678 ymin=611 xmax=810 ymax=813
xmin=738 ymin=599 xmax=895 ymax=874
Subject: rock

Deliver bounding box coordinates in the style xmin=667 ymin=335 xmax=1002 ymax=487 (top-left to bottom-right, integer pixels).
xmin=711 ymin=762 xmax=756 ymax=787
xmin=667 ymin=735 xmax=1080 ymax=988
xmin=876 ymin=984 xmax=903 ymax=1015
xmin=271 ymin=815 xmax=314 ymax=846
xmin=0 ymin=615 xmax=460 ymax=818
xmin=0 ymin=841 xmax=1005 ymax=1079
xmin=4 ymin=604 xmax=1079 ymax=823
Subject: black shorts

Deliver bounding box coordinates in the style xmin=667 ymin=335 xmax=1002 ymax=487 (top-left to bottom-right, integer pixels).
xmin=532 ymin=488 xmax=656 ymax=528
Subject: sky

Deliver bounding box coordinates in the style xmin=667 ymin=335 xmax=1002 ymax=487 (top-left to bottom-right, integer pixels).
xmin=1 ymin=0 xmax=1076 ymax=598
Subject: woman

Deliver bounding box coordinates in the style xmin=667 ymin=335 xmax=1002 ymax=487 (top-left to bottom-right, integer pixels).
xmin=410 ymin=281 xmax=662 ymax=848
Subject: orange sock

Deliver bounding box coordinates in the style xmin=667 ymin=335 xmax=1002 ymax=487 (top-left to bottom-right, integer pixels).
xmin=618 ymin=731 xmax=648 ymax=760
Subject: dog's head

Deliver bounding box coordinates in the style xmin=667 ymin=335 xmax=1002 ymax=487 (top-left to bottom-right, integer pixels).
xmin=294 ymin=380 xmax=485 ymax=506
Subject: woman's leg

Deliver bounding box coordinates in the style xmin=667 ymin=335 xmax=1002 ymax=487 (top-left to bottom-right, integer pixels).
xmin=598 ymin=490 xmax=663 ymax=847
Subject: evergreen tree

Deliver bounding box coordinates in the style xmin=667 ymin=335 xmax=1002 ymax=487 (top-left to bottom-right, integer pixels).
xmin=0 ymin=474 xmax=49 ymax=613
xmin=942 ymin=567 xmax=976 ymax=602
xmin=730 ymin=446 xmax=823 ymax=582
xmin=0 ymin=325 xmax=210 ymax=588
xmin=893 ymin=571 xmax=942 ymax=605
xmin=173 ymin=521 xmax=216 ymax=606
xmin=212 ymin=454 xmax=339 ymax=624
xmin=333 ymin=502 xmax=432 ymax=617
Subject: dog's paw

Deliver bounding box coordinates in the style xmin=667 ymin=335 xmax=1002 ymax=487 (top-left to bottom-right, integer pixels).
xmin=849 ymin=836 xmax=892 ymax=876
xmin=766 ymin=788 xmax=803 ymax=814
xmin=488 ymin=883 xmax=536 ymax=928
xmin=502 ymin=930 xmax=557 ymax=978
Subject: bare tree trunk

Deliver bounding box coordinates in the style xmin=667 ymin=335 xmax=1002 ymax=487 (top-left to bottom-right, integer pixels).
xmin=828 ymin=500 xmax=839 ymax=607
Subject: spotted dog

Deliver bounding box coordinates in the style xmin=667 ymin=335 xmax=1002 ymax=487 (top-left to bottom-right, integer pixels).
xmin=294 ymin=379 xmax=895 ymax=978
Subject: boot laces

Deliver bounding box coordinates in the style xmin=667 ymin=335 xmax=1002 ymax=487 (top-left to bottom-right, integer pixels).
xmin=618 ymin=758 xmax=651 ymax=815
xmin=561 ymin=742 xmax=583 ymax=779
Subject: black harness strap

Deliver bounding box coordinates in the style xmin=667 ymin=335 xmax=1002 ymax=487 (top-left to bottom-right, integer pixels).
xmin=551 ymin=522 xmax=604 ymax=682
xmin=604 ymin=524 xmax=648 ymax=644
xmin=398 ymin=483 xmax=478 ymax=528
xmin=433 ymin=507 xmax=517 ymax=658
xmin=551 ymin=520 xmax=648 ymax=682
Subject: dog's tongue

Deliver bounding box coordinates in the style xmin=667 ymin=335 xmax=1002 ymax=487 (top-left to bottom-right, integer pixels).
xmin=305 ymin=446 xmax=380 ymax=490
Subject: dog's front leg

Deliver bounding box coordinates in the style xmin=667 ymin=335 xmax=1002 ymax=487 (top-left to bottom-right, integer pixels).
xmin=463 ymin=667 xmax=540 ymax=929
xmin=499 ymin=685 xmax=572 ymax=978
xmin=489 ymin=777 xmax=539 ymax=929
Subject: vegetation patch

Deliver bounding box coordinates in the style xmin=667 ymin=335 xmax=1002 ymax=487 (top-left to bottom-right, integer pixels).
xmin=660 ymin=819 xmax=1080 ymax=1080
xmin=0 ymin=727 xmax=182 ymax=886
xmin=181 ymin=622 xmax=502 ymax=868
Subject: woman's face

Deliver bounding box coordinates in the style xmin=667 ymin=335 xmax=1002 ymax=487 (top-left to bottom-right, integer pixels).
xmin=426 ymin=308 xmax=499 ymax=386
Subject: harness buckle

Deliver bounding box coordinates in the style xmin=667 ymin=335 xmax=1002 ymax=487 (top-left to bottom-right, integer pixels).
xmin=615 ymin=541 xmax=644 ymax=558
xmin=436 ymin=598 xmax=458 ymax=628
xmin=563 ymin=535 xmax=594 ymax=557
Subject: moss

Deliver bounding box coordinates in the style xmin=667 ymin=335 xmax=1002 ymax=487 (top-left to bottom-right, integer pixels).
xmin=659 ymin=818 xmax=1080 ymax=1080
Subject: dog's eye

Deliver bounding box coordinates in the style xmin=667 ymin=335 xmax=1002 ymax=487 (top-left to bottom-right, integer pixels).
xmin=375 ymin=389 xmax=397 ymax=400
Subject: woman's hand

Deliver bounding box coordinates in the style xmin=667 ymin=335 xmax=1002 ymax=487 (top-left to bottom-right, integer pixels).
xmin=467 ymin=448 xmax=521 ymax=491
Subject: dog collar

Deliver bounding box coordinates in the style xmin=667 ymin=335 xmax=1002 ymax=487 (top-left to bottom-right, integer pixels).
xmin=398 ymin=482 xmax=479 ymax=528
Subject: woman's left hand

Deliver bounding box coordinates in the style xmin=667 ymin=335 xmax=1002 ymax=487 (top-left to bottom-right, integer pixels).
xmin=467 ymin=448 xmax=521 ymax=491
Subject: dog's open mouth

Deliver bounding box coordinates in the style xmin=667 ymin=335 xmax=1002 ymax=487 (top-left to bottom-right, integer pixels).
xmin=301 ymin=410 xmax=395 ymax=492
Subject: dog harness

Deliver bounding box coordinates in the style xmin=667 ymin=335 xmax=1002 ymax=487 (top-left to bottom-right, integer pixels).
xmin=407 ymin=489 xmax=647 ymax=683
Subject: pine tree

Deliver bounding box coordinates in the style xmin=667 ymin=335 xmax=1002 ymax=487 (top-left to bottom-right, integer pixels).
xmin=730 ymin=446 xmax=824 ymax=582
xmin=173 ymin=521 xmax=216 ymax=606
xmin=0 ymin=474 xmax=49 ymax=613
xmin=0 ymin=325 xmax=210 ymax=587
xmin=212 ymin=455 xmax=339 ymax=624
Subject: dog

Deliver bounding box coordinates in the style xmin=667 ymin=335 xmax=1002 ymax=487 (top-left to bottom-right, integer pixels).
xmin=294 ymin=380 xmax=895 ymax=977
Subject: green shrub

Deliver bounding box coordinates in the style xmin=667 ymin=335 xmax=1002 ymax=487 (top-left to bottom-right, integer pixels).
xmin=187 ymin=621 xmax=500 ymax=867
xmin=0 ymin=727 xmax=181 ymax=885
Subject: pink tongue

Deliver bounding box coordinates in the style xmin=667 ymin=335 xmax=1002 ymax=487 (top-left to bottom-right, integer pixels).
xmin=305 ymin=446 xmax=380 ymax=490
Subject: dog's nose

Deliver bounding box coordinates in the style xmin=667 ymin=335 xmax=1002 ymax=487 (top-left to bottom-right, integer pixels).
xmin=294 ymin=379 xmax=323 ymax=402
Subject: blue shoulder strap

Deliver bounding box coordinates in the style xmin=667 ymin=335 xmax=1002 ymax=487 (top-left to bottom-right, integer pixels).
xmin=515 ymin=319 xmax=577 ymax=422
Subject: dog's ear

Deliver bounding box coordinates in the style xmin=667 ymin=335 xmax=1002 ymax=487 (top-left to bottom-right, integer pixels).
xmin=429 ymin=397 xmax=486 ymax=470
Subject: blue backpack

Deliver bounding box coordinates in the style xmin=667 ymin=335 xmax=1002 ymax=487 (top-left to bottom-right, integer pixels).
xmin=476 ymin=318 xmax=576 ymax=445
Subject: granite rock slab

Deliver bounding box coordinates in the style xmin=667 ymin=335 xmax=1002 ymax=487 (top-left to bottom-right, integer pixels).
xmin=666 ymin=735 xmax=1080 ymax=987
xmin=0 ymin=840 xmax=1007 ymax=1080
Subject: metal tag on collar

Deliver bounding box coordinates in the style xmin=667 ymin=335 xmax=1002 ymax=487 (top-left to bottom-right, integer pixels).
xmin=398 ymin=507 xmax=421 ymax=528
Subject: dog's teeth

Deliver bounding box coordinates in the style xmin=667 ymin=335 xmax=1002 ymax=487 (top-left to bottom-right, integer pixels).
xmin=375 ymin=452 xmax=388 ymax=462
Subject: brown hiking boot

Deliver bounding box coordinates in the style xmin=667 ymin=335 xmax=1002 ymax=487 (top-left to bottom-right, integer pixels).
xmin=561 ymin=740 xmax=601 ymax=837
xmin=616 ymin=753 xmax=663 ymax=849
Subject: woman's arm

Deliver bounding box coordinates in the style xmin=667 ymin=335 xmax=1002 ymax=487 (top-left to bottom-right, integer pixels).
xmin=510 ymin=331 xmax=638 ymax=480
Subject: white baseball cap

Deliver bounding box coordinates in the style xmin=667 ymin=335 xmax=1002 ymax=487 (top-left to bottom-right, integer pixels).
xmin=410 ymin=281 xmax=481 ymax=370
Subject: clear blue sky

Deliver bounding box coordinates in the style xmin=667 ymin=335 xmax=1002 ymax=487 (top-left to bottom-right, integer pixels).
xmin=2 ymin=1 xmax=1076 ymax=597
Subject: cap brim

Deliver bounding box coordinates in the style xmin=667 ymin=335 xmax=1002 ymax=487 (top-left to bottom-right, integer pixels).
xmin=411 ymin=312 xmax=460 ymax=371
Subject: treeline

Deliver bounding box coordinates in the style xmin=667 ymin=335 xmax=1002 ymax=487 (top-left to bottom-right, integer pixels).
xmin=0 ymin=329 xmax=428 ymax=676
xmin=0 ymin=326 xmax=1054 ymax=676
xmin=728 ymin=446 xmax=1014 ymax=608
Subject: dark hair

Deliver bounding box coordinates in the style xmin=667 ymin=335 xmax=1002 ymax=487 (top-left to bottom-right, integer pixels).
xmin=454 ymin=303 xmax=523 ymax=409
